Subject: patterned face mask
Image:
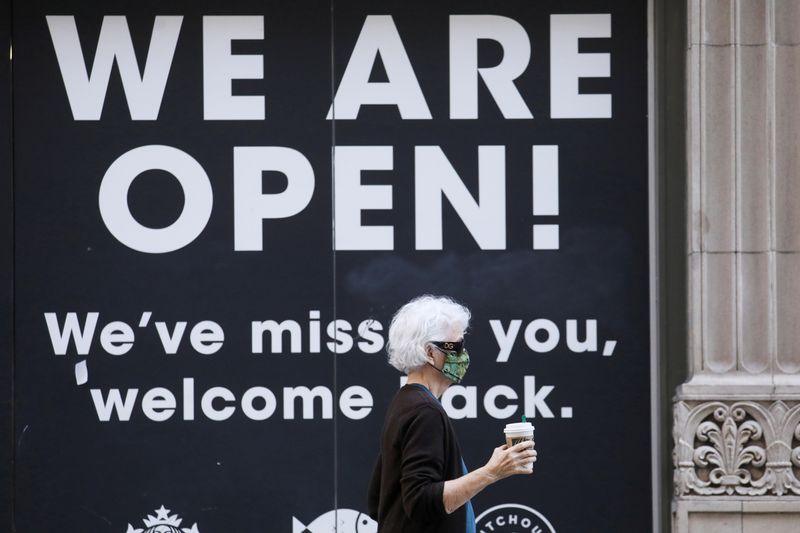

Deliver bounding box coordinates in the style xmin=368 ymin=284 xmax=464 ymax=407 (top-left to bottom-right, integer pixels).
xmin=429 ymin=341 xmax=470 ymax=384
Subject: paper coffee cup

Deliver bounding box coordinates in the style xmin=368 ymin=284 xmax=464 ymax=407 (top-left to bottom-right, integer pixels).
xmin=504 ymin=422 xmax=535 ymax=469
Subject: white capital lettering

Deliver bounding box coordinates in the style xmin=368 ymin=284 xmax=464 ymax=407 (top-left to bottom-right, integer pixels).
xmin=450 ymin=15 xmax=533 ymax=119
xmin=550 ymin=14 xmax=612 ymax=118
xmin=233 ymin=147 xmax=315 ymax=251
xmin=334 ymin=146 xmax=394 ymax=250
xmin=99 ymin=145 xmax=213 ymax=253
xmin=203 ymin=16 xmax=265 ymax=120
xmin=327 ymin=15 xmax=430 ymax=119
xmin=46 ymin=15 xmax=182 ymax=120
xmin=415 ymin=146 xmax=506 ymax=250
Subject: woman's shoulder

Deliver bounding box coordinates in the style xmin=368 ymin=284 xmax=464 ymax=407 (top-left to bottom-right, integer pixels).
xmin=388 ymin=384 xmax=446 ymax=419
xmin=398 ymin=383 xmax=439 ymax=404
xmin=381 ymin=385 xmax=451 ymax=446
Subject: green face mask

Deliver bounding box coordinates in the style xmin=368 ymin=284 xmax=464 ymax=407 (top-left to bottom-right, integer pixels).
xmin=430 ymin=341 xmax=470 ymax=384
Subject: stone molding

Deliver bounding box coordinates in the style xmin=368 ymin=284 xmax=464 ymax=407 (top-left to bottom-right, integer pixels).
xmin=674 ymin=400 xmax=800 ymax=497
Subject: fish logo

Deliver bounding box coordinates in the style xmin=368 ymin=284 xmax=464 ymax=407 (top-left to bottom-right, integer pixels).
xmin=292 ymin=509 xmax=377 ymax=533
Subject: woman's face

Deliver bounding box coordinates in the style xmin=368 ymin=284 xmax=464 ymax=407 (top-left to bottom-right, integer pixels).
xmin=427 ymin=327 xmax=465 ymax=372
xmin=427 ymin=327 xmax=469 ymax=385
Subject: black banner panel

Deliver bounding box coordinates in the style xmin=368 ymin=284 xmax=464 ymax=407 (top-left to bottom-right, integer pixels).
xmin=12 ymin=1 xmax=650 ymax=531
xmin=2 ymin=1 xmax=13 ymax=530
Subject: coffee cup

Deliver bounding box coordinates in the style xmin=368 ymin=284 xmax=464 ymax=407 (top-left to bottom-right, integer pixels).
xmin=504 ymin=422 xmax=535 ymax=469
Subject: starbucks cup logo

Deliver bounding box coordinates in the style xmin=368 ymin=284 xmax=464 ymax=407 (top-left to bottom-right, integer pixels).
xmin=475 ymin=504 xmax=556 ymax=533
xmin=504 ymin=422 xmax=535 ymax=470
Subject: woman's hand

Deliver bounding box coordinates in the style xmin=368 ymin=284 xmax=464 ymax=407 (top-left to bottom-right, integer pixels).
xmin=442 ymin=440 xmax=538 ymax=514
xmin=481 ymin=441 xmax=537 ymax=481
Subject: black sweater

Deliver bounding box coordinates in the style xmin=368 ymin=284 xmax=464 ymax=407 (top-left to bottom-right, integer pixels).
xmin=367 ymin=384 xmax=467 ymax=533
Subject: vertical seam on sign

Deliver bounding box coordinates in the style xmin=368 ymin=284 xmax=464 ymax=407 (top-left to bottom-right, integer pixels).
xmin=330 ymin=0 xmax=338 ymax=528
xmin=645 ymin=0 xmax=660 ymax=530
xmin=8 ymin=0 xmax=15 ymax=529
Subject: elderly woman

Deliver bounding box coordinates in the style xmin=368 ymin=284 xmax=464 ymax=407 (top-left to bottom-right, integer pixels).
xmin=367 ymin=295 xmax=537 ymax=532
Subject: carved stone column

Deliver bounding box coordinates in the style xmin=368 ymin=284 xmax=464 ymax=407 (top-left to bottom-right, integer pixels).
xmin=673 ymin=0 xmax=800 ymax=531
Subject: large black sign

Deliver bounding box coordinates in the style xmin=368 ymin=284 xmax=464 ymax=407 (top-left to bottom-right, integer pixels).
xmin=12 ymin=1 xmax=650 ymax=531
xmin=2 ymin=2 xmax=13 ymax=531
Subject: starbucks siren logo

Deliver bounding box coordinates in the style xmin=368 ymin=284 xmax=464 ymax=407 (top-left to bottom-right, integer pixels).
xmin=125 ymin=505 xmax=199 ymax=533
xmin=475 ymin=503 xmax=555 ymax=533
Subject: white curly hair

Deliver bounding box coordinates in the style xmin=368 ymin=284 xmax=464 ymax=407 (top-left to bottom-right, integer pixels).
xmin=386 ymin=295 xmax=471 ymax=374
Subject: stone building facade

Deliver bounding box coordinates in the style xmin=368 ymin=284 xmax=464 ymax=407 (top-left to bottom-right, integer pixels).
xmin=671 ymin=0 xmax=800 ymax=530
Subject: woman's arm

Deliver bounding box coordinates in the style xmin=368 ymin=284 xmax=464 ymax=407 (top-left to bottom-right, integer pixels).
xmin=400 ymin=407 xmax=449 ymax=521
xmin=442 ymin=441 xmax=537 ymax=514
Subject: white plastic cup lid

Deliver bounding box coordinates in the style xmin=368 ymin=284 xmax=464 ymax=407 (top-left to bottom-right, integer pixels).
xmin=504 ymin=422 xmax=534 ymax=434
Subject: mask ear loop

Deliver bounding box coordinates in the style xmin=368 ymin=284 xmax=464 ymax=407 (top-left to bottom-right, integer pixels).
xmin=428 ymin=344 xmax=464 ymax=383
xmin=425 ymin=343 xmax=441 ymax=372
